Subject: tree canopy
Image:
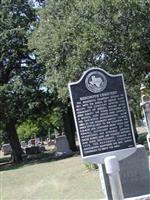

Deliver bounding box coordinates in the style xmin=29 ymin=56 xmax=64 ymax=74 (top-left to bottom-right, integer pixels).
xmin=30 ymin=0 xmax=150 ymax=103
xmin=0 ymin=0 xmax=56 ymax=125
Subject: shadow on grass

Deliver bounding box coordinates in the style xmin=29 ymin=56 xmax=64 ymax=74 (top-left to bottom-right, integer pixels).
xmin=0 ymin=150 xmax=80 ymax=172
xmin=0 ymin=150 xmax=55 ymax=171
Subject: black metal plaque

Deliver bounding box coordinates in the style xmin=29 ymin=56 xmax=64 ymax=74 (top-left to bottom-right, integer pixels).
xmin=68 ymin=68 xmax=136 ymax=158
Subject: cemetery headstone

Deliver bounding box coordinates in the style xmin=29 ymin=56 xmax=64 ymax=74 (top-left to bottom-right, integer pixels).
xmin=55 ymin=135 xmax=72 ymax=157
xmin=140 ymin=84 xmax=150 ymax=151
xmin=47 ymin=139 xmax=55 ymax=146
xmin=25 ymin=146 xmax=41 ymax=155
xmin=28 ymin=140 xmax=32 ymax=147
xmin=2 ymin=144 xmax=12 ymax=155
xmin=21 ymin=141 xmax=27 ymax=148
xmin=35 ymin=138 xmax=40 ymax=146
xmin=30 ymin=139 xmax=35 ymax=146
xmin=68 ymin=68 xmax=136 ymax=164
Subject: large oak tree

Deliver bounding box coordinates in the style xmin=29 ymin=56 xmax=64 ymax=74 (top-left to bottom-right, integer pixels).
xmin=0 ymin=0 xmax=54 ymax=162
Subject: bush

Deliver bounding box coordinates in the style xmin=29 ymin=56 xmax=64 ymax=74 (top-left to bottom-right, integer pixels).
xmin=85 ymin=162 xmax=98 ymax=171
xmin=138 ymin=132 xmax=148 ymax=145
xmin=17 ymin=120 xmax=39 ymax=141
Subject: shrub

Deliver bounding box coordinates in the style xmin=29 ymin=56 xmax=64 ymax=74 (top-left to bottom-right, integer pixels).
xmin=138 ymin=132 xmax=148 ymax=145
xmin=85 ymin=162 xmax=98 ymax=171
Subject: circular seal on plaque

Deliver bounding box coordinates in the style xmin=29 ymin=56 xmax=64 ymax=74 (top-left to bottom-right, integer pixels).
xmin=85 ymin=71 xmax=107 ymax=93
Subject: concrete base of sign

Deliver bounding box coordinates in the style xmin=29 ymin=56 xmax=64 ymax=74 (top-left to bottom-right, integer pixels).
xmin=99 ymin=145 xmax=150 ymax=200
xmin=104 ymin=156 xmax=124 ymax=200
xmin=84 ymin=146 xmax=136 ymax=164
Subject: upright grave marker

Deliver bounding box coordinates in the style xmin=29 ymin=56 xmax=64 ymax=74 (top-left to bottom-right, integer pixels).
xmin=68 ymin=68 xmax=136 ymax=164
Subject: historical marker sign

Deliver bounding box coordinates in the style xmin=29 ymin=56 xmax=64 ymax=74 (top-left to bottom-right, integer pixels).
xmin=68 ymin=68 xmax=136 ymax=163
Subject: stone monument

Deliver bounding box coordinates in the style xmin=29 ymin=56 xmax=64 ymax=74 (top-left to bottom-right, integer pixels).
xmin=55 ymin=135 xmax=73 ymax=157
xmin=140 ymin=84 xmax=150 ymax=151
xmin=2 ymin=144 xmax=12 ymax=155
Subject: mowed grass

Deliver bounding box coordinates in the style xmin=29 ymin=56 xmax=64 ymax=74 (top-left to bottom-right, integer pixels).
xmin=0 ymin=155 xmax=105 ymax=200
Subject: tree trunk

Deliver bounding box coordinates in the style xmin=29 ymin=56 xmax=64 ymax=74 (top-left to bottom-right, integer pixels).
xmin=6 ymin=120 xmax=23 ymax=163
xmin=63 ymin=105 xmax=78 ymax=152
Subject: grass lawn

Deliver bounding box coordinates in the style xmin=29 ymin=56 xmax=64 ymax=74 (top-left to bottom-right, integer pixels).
xmin=0 ymin=155 xmax=105 ymax=200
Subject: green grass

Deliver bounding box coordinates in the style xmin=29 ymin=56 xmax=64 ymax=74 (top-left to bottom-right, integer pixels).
xmin=0 ymin=155 xmax=105 ymax=200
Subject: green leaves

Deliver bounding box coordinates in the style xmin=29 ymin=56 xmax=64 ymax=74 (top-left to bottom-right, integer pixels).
xmin=0 ymin=0 xmax=54 ymax=126
xmin=17 ymin=120 xmax=39 ymax=141
xmin=30 ymin=0 xmax=150 ymax=104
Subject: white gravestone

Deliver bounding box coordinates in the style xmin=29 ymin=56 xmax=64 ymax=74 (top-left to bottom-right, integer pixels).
xmin=21 ymin=141 xmax=27 ymax=148
xmin=2 ymin=144 xmax=12 ymax=155
xmin=55 ymin=135 xmax=72 ymax=156
xmin=142 ymin=102 xmax=150 ymax=150
xmin=140 ymin=84 xmax=150 ymax=151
